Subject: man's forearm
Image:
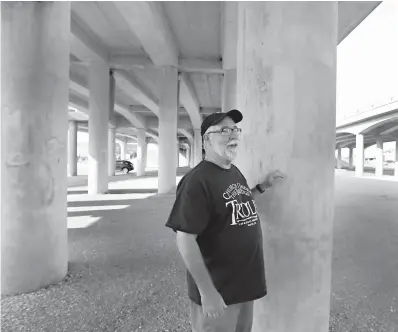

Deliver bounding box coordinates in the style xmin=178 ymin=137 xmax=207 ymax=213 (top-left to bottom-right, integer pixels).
xmin=176 ymin=234 xmax=217 ymax=296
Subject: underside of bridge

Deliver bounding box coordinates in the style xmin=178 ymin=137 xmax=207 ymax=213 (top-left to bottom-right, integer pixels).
xmin=335 ymin=101 xmax=398 ymax=176
xmin=1 ymin=2 xmax=383 ymax=331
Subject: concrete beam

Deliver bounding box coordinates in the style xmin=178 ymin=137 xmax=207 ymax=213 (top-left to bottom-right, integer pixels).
xmin=178 ymin=128 xmax=194 ymax=143
xmin=113 ymin=70 xmax=159 ymax=116
xmin=109 ymin=54 xmax=223 ymax=74
xmin=338 ymin=2 xmax=381 ymax=44
xmin=70 ymin=15 xmax=108 ymax=64
xmin=178 ymin=58 xmax=223 ymax=74
xmin=69 ymin=94 xmax=88 ymax=113
xmin=113 ymin=2 xmax=178 ymax=66
xmin=145 ymin=115 xmax=193 ymax=130
xmin=380 ymin=123 xmax=398 ymax=136
xmin=78 ymin=125 xmax=138 ymax=142
xmin=68 ymin=110 xmax=88 ymax=122
xmin=179 ymin=72 xmax=202 ymax=129
xmin=70 ymin=76 xmax=146 ymax=128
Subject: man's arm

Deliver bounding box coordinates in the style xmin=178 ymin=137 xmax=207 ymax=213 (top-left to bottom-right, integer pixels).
xmin=176 ymin=231 xmax=217 ymax=296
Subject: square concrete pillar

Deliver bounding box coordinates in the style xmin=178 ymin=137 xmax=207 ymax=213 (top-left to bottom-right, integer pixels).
xmin=235 ymin=2 xmax=338 ymax=331
xmin=375 ymin=138 xmax=384 ymax=177
xmin=158 ymin=67 xmax=179 ymax=193
xmin=348 ymin=147 xmax=354 ymax=167
xmin=355 ymin=134 xmax=365 ymax=177
xmin=88 ymin=63 xmax=110 ymax=194
xmin=337 ymin=148 xmax=342 ymax=169
xmin=1 ymin=2 xmax=70 ymax=295
xmin=118 ymin=140 xmax=126 ymax=160
xmin=68 ymin=121 xmax=78 ymax=176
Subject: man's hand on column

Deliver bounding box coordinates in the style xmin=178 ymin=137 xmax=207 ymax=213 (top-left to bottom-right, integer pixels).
xmin=260 ymin=170 xmax=285 ymax=190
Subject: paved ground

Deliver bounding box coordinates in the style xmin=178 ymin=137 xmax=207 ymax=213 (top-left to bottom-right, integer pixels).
xmin=1 ymin=170 xmax=397 ymax=332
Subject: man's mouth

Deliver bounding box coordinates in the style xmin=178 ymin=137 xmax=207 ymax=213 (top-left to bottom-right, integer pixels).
xmin=227 ymin=143 xmax=238 ymax=148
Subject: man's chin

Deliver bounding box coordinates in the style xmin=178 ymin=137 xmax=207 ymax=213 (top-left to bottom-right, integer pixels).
xmin=225 ymin=151 xmax=238 ymax=162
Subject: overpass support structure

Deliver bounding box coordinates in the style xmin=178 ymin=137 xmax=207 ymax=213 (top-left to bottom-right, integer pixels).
xmin=234 ymin=3 xmax=337 ymax=331
xmin=1 ymin=2 xmax=71 ymax=295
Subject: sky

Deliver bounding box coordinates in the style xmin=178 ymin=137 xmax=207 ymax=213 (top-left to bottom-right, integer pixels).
xmin=79 ymin=1 xmax=397 ymax=143
xmin=336 ymin=0 xmax=398 ymax=119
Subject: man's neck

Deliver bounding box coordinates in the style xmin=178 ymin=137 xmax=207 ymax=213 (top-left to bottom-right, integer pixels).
xmin=204 ymin=153 xmax=232 ymax=169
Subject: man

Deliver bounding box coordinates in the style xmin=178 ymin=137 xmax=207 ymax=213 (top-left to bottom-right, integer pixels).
xmin=165 ymin=109 xmax=284 ymax=332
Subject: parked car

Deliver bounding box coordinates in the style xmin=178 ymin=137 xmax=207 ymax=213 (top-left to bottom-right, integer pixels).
xmin=116 ymin=160 xmax=134 ymax=173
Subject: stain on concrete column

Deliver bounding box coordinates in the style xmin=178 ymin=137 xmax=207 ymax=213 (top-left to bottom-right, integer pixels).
xmin=235 ymin=2 xmax=338 ymax=331
xmin=1 ymin=2 xmax=70 ymax=295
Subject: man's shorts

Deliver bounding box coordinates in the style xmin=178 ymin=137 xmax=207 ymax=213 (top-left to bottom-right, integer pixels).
xmin=190 ymin=300 xmax=254 ymax=332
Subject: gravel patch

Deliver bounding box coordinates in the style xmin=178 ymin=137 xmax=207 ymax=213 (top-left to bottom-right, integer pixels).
xmin=2 ymin=175 xmax=397 ymax=331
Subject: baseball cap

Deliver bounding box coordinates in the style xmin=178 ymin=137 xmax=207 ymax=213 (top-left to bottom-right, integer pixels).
xmin=201 ymin=109 xmax=243 ymax=136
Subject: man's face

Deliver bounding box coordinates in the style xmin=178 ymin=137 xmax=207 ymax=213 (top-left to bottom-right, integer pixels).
xmin=204 ymin=117 xmax=241 ymax=162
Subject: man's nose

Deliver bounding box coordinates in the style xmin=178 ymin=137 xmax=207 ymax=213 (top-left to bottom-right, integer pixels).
xmin=230 ymin=131 xmax=240 ymax=140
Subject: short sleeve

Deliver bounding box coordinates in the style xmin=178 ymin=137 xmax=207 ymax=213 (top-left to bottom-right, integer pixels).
xmin=165 ymin=172 xmax=212 ymax=235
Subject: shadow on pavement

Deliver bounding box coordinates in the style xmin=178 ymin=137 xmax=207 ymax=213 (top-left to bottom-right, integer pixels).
xmin=68 ymin=188 xmax=159 ymax=195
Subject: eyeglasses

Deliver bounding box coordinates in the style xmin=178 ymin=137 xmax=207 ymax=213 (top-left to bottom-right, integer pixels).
xmin=206 ymin=127 xmax=242 ymax=136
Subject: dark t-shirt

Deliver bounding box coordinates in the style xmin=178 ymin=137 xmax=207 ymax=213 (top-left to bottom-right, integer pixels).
xmin=165 ymin=160 xmax=267 ymax=305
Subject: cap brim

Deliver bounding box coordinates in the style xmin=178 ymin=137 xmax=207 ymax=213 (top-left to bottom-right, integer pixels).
xmin=225 ymin=109 xmax=243 ymax=123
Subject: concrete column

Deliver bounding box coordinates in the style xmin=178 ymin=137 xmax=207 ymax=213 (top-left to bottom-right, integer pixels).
xmin=88 ymin=63 xmax=110 ymax=194
xmin=395 ymin=140 xmax=398 ymax=178
xmin=355 ymin=134 xmax=365 ymax=177
xmin=1 ymin=2 xmax=70 ymax=295
xmin=375 ymin=138 xmax=384 ymax=177
xmin=108 ymin=70 xmax=116 ymax=176
xmin=336 ymin=148 xmax=342 ymax=169
xmin=222 ymin=69 xmax=237 ymax=112
xmin=186 ymin=144 xmax=191 ymax=167
xmin=348 ymin=147 xmax=354 ymax=167
xmin=120 ymin=141 xmax=126 ymax=160
xmin=136 ymin=129 xmax=147 ymax=176
xmin=190 ymin=142 xmax=195 ymax=168
xmin=108 ymin=127 xmax=116 ymax=176
xmin=235 ymin=3 xmax=338 ymax=331
xmin=194 ymin=129 xmax=202 ymax=166
xmin=158 ymin=67 xmax=179 ymax=193
xmin=68 ymin=121 xmax=78 ymax=176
